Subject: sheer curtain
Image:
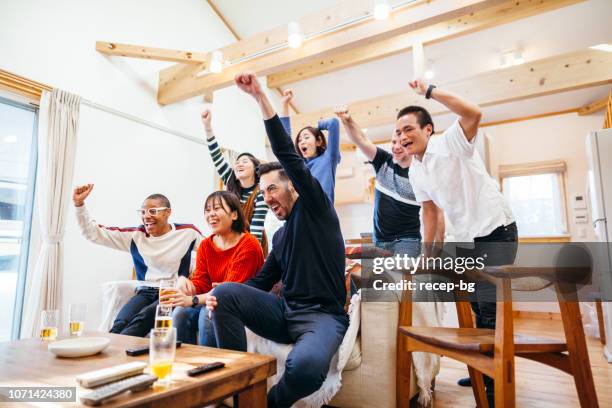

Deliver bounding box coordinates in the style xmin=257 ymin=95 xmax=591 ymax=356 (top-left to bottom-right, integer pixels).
xmin=21 ymin=89 xmax=80 ymax=338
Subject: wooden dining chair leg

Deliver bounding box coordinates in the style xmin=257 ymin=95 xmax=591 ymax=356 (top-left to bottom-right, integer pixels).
xmin=595 ymin=299 xmax=606 ymax=345
xmin=494 ymin=279 xmax=515 ymax=408
xmin=455 ymin=300 xmax=488 ymax=408
xmin=558 ymin=298 xmax=599 ymax=408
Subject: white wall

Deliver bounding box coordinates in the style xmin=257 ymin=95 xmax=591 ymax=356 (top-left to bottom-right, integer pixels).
xmin=0 ymin=0 xmax=270 ymax=333
xmin=487 ymin=112 xmax=605 ymax=242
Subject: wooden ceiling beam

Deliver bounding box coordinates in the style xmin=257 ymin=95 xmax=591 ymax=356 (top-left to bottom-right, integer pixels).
xmin=268 ymin=0 xmax=584 ymax=88
xmin=157 ymin=0 xmax=519 ymax=105
xmin=291 ymin=48 xmax=612 ymax=132
xmin=95 ymin=41 xmax=209 ymax=64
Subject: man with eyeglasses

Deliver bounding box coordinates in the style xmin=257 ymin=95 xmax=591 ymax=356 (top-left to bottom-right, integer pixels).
xmin=73 ymin=184 xmax=203 ymax=336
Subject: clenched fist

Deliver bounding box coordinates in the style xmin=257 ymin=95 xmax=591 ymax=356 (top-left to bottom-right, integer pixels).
xmin=409 ymin=79 xmax=428 ymax=96
xmin=234 ymin=72 xmax=264 ymax=98
xmin=73 ymin=184 xmax=94 ymax=207
xmin=334 ymin=105 xmax=351 ymax=122
xmin=201 ymin=108 xmax=212 ymax=130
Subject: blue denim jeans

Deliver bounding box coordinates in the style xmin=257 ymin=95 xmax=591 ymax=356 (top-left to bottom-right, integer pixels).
xmin=172 ymin=305 xmax=217 ymax=347
xmin=374 ymin=236 xmax=421 ymax=258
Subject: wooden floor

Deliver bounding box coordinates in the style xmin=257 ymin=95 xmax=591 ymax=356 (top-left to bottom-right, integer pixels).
xmin=432 ymin=317 xmax=612 ymax=408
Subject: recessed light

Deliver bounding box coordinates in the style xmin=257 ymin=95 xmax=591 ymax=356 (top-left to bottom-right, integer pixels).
xmin=424 ymin=69 xmax=435 ymax=79
xmin=374 ymin=1 xmax=391 ymax=20
xmin=288 ymin=22 xmax=303 ymax=49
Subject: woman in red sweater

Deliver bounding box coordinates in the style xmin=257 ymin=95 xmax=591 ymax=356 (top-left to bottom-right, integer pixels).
xmin=161 ymin=191 xmax=264 ymax=345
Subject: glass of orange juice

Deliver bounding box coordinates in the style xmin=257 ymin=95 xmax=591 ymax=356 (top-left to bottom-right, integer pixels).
xmin=150 ymin=328 xmax=176 ymax=386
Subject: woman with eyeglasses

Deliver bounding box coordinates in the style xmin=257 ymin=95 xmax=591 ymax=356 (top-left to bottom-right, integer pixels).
xmin=72 ymin=184 xmax=203 ymax=337
xmin=161 ymin=191 xmax=264 ymax=346
xmin=201 ymin=109 xmax=270 ymax=255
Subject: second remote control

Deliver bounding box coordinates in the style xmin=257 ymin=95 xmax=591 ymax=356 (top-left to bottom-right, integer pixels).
xmin=187 ymin=362 xmax=225 ymax=376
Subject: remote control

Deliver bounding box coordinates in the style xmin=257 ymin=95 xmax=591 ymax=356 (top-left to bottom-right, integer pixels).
xmin=187 ymin=361 xmax=225 ymax=377
xmin=80 ymin=374 xmax=157 ymax=406
xmin=126 ymin=341 xmax=182 ymax=356
xmin=76 ymin=362 xmax=147 ymax=388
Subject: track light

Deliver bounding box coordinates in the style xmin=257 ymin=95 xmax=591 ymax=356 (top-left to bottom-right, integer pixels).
xmin=287 ymin=22 xmax=303 ymax=48
xmin=209 ymin=50 xmax=224 ymax=73
xmin=373 ymin=0 xmax=391 ymax=20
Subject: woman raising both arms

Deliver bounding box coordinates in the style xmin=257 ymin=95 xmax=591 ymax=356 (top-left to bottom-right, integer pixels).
xmin=201 ymin=109 xmax=270 ymax=254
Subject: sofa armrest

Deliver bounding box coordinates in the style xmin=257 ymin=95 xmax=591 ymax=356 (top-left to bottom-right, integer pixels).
xmin=98 ymin=280 xmax=140 ymax=332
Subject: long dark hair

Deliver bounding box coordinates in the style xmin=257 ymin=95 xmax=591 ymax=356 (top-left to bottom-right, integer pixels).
xmin=226 ymin=152 xmax=261 ymax=195
xmin=295 ymin=126 xmax=327 ymax=158
xmin=204 ymin=191 xmax=247 ymax=233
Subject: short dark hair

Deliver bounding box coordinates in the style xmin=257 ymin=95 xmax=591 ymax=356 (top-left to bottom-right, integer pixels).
xmin=295 ymin=126 xmax=327 ymax=158
xmin=145 ymin=193 xmax=171 ymax=208
xmin=257 ymin=161 xmax=289 ymax=181
xmin=204 ymin=191 xmax=247 ymax=233
xmin=396 ymin=105 xmax=435 ymax=134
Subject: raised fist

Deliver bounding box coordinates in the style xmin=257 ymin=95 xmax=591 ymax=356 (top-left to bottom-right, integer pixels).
xmin=234 ymin=72 xmax=264 ymax=98
xmin=73 ymin=184 xmax=94 ymax=207
xmin=281 ymin=89 xmax=293 ymax=105
xmin=409 ymin=79 xmax=428 ymax=96
xmin=201 ymin=108 xmax=212 ymax=129
xmin=334 ymin=105 xmax=351 ymax=122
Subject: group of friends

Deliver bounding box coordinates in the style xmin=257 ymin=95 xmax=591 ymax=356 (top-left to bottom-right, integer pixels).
xmin=73 ymin=72 xmax=518 ymax=408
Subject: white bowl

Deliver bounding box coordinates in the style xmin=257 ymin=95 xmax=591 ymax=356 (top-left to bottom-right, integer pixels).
xmin=48 ymin=337 xmax=111 ymax=358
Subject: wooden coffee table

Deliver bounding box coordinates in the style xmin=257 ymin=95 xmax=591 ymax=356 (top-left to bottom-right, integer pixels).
xmin=0 ymin=332 xmax=276 ymax=407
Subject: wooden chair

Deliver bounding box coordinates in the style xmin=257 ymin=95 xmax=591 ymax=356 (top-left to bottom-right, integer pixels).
xmin=397 ymin=265 xmax=600 ymax=408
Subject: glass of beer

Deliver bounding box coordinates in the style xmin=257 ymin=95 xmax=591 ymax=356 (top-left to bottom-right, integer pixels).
xmin=40 ymin=309 xmax=59 ymax=340
xmin=150 ymin=328 xmax=176 ymax=386
xmin=155 ymin=304 xmax=173 ymax=329
xmin=69 ymin=303 xmax=86 ymax=336
xmin=159 ymin=279 xmax=177 ymax=303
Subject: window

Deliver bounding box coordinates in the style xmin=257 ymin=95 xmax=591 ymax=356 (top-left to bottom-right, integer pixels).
xmin=0 ymin=96 xmax=37 ymax=341
xmin=500 ymin=160 xmax=568 ymax=238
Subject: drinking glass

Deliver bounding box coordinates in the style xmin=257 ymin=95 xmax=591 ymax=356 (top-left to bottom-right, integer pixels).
xmin=150 ymin=328 xmax=176 ymax=386
xmin=158 ymin=279 xmax=177 ymax=302
xmin=154 ymin=304 xmax=173 ymax=329
xmin=40 ymin=310 xmax=59 ymax=340
xmin=69 ymin=303 xmax=86 ymax=336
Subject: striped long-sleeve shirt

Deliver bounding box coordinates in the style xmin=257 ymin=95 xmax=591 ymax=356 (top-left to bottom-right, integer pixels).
xmin=206 ymin=132 xmax=268 ymax=246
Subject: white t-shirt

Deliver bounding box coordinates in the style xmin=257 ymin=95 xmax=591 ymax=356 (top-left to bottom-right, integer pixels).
xmin=410 ymin=120 xmax=514 ymax=241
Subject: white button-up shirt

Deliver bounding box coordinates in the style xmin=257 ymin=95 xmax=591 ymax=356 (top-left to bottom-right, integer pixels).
xmin=410 ymin=120 xmax=514 ymax=241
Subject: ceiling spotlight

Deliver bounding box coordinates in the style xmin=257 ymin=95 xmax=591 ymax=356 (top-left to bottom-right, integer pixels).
xmin=424 ymin=69 xmax=435 ymax=80
xmin=373 ymin=0 xmax=391 ymax=20
xmin=590 ymin=43 xmax=612 ymax=52
xmin=287 ymin=22 xmax=303 ymax=48
xmin=209 ymin=50 xmax=224 ymax=73
xmin=363 ymin=128 xmax=369 ymax=133
xmin=513 ymin=50 xmax=524 ymax=65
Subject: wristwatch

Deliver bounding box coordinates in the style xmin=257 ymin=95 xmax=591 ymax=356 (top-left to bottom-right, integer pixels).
xmin=425 ymin=84 xmax=436 ymax=99
xmin=192 ymin=296 xmax=199 ymax=307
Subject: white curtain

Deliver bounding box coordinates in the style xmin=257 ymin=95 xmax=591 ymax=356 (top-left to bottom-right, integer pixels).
xmin=21 ymin=89 xmax=81 ymax=338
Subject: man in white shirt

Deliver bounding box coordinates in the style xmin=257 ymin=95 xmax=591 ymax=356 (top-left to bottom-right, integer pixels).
xmin=73 ymin=184 xmax=203 ymax=337
xmin=397 ymin=80 xmax=518 ymax=406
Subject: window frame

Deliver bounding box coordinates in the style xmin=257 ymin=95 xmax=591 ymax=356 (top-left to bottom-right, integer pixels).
xmin=0 ymin=95 xmax=38 ymax=340
xmin=499 ymin=160 xmax=570 ymax=242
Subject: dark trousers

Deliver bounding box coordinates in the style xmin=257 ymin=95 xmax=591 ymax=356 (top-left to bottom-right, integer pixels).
xmin=110 ymin=287 xmax=158 ymax=337
xmin=211 ymin=282 xmax=349 ymax=408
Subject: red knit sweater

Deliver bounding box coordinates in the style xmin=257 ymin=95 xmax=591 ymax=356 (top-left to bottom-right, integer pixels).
xmin=191 ymin=232 xmax=264 ymax=294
